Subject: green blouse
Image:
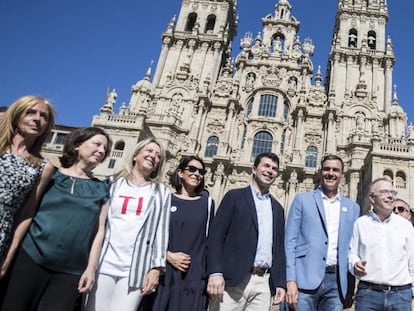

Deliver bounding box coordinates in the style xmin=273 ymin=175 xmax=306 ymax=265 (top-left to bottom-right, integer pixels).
xmin=22 ymin=170 xmax=109 ymax=275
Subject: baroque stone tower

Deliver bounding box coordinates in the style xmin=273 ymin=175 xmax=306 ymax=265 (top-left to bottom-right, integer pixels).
xmin=88 ymin=0 xmax=413 ymax=211
xmin=323 ymin=0 xmax=412 ymax=207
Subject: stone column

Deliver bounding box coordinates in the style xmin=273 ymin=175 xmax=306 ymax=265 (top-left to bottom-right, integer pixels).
xmin=326 ymin=112 xmax=336 ymax=153
xmin=153 ymin=37 xmax=171 ymax=87
xmin=287 ymin=170 xmax=298 ymax=214
xmin=384 ymin=59 xmax=393 ymax=111
xmin=292 ymin=109 xmax=304 ymax=164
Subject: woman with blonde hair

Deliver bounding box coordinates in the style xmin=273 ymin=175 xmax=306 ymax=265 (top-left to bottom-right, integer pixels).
xmin=0 ymin=95 xmax=55 ymax=272
xmin=85 ymin=137 xmax=171 ymax=311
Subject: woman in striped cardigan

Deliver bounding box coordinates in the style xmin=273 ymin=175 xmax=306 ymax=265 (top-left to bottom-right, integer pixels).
xmin=85 ymin=137 xmax=171 ymax=311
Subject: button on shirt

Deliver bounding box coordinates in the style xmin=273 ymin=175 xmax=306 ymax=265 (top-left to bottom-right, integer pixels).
xmin=250 ymin=185 xmax=273 ymax=268
xmin=348 ymin=212 xmax=414 ymax=287
xmin=321 ymin=189 xmax=341 ymax=266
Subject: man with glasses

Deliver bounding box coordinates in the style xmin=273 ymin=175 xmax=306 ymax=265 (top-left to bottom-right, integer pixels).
xmin=207 ymin=152 xmax=286 ymax=311
xmin=285 ymin=154 xmax=360 ymax=310
xmin=349 ymin=177 xmax=414 ymax=310
xmin=394 ymin=198 xmax=412 ymax=222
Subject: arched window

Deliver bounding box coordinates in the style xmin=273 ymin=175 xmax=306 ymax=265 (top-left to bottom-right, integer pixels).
xmin=367 ymin=30 xmax=376 ymax=49
xmin=305 ymin=146 xmax=318 ymax=168
xmin=259 ymin=95 xmax=277 ymax=117
xmin=246 ymin=98 xmax=253 ymax=117
xmin=280 ymin=129 xmax=287 ymax=154
xmin=205 ymin=14 xmax=216 ymax=33
xmin=383 ymin=170 xmax=393 ymax=181
xmin=114 ymin=141 xmax=125 ymax=150
xmin=112 ymin=141 xmax=125 ymax=158
xmin=283 ymin=101 xmax=289 ymax=121
xmin=251 ymin=131 xmax=273 ymax=161
xmin=241 ymin=125 xmax=247 ymax=149
xmin=348 ymin=29 xmax=358 ymax=48
xmin=185 ymin=13 xmax=197 ymax=32
xmin=205 ymin=136 xmax=219 ymax=158
xmin=395 ymin=171 xmax=406 ymax=189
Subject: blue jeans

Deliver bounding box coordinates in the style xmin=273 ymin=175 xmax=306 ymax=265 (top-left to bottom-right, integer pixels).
xmin=355 ymin=288 xmax=412 ymax=311
xmin=295 ymin=271 xmax=343 ymax=311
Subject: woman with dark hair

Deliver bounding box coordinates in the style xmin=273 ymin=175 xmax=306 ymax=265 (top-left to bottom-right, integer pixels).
xmin=0 ymin=95 xmax=55 ymax=275
xmin=149 ymin=155 xmax=214 ymax=311
xmin=1 ymin=127 xmax=112 ymax=311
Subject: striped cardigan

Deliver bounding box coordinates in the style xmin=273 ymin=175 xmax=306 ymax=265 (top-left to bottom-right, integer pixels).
xmin=100 ymin=178 xmax=171 ymax=288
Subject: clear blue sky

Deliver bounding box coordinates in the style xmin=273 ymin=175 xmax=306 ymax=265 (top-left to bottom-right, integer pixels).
xmin=1 ymin=0 xmax=412 ymax=126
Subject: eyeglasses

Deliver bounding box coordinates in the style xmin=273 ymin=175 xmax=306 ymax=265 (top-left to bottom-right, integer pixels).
xmin=394 ymin=206 xmax=410 ymax=214
xmin=375 ymin=189 xmax=398 ymax=197
xmin=184 ymin=165 xmax=207 ymax=176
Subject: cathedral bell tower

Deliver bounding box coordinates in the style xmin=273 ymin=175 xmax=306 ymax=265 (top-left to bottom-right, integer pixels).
xmin=129 ymin=0 xmax=238 ymax=162
xmin=152 ymin=0 xmax=237 ymax=90
xmin=325 ymin=0 xmax=399 ymax=152
xmin=326 ymin=0 xmax=394 ymax=112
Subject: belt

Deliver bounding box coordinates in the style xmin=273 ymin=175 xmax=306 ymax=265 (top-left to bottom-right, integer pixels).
xmin=359 ymin=281 xmax=412 ymax=292
xmin=250 ymin=267 xmax=270 ymax=276
xmin=325 ymin=265 xmax=337 ymax=273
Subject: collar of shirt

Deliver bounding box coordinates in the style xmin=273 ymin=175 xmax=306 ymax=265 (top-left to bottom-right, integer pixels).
xmin=250 ymin=184 xmax=270 ymax=200
xmin=319 ymin=187 xmax=340 ymax=203
xmin=368 ymin=210 xmax=393 ymax=223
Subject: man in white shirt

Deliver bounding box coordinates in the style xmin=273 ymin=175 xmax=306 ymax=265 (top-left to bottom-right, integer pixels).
xmin=349 ymin=177 xmax=414 ymax=311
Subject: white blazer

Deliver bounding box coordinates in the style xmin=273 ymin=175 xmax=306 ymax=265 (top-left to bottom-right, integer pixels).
xmin=100 ymin=178 xmax=171 ymax=288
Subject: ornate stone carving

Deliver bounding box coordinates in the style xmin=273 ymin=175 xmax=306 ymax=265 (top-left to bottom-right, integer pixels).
xmin=262 ymin=65 xmax=282 ymax=87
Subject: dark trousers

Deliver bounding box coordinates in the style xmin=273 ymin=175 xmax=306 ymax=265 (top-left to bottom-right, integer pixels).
xmin=1 ymin=248 xmax=80 ymax=311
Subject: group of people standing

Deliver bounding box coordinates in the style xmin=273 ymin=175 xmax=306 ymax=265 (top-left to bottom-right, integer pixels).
xmin=0 ymin=96 xmax=214 ymax=311
xmin=0 ymin=94 xmax=413 ymax=311
xmin=205 ymin=154 xmax=414 ymax=311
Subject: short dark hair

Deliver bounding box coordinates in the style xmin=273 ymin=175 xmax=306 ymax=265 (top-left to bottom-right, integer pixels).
xmin=170 ymin=155 xmax=206 ymax=194
xmin=59 ymin=127 xmax=112 ymax=168
xmin=320 ymin=154 xmax=344 ymax=172
xmin=253 ymin=152 xmax=280 ymax=168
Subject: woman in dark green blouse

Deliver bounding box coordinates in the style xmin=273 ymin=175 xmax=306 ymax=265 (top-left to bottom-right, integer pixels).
xmin=2 ymin=127 xmax=112 ymax=311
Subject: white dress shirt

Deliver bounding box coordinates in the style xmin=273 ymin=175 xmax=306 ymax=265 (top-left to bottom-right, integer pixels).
xmin=348 ymin=211 xmax=414 ymax=287
xmin=251 ymin=185 xmax=273 ymax=268
xmin=321 ymin=190 xmax=341 ymax=266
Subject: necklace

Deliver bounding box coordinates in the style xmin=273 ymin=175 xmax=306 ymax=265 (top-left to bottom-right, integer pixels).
xmin=70 ymin=177 xmax=76 ymax=194
xmin=129 ymin=178 xmax=150 ymax=187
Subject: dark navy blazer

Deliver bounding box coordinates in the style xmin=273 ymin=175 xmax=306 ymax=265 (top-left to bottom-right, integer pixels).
xmin=207 ymin=186 xmax=286 ymax=295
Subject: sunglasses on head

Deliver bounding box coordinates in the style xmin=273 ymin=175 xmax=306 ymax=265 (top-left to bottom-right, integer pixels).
xmin=184 ymin=165 xmax=207 ymax=176
xmin=394 ymin=206 xmax=409 ymax=213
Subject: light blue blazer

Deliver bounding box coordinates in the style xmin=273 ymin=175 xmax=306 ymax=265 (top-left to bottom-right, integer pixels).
xmin=285 ymin=188 xmax=360 ymax=300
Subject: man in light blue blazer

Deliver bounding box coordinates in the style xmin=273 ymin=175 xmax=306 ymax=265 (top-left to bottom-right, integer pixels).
xmin=285 ymin=154 xmax=360 ymax=310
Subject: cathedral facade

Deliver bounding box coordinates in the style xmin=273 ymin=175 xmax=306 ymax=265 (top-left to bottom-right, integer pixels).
xmin=45 ymin=0 xmax=414 ymax=212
